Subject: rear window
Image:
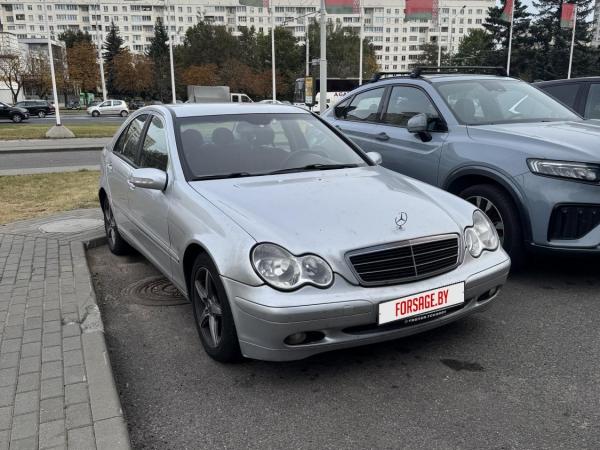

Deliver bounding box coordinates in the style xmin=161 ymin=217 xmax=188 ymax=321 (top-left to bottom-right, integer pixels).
xmin=540 ymin=83 xmax=580 ymax=109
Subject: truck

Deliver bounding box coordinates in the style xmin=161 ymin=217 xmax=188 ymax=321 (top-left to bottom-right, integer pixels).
xmin=186 ymin=86 xmax=253 ymax=103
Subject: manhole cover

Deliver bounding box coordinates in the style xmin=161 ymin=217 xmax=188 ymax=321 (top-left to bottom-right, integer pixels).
xmin=39 ymin=218 xmax=104 ymax=233
xmin=123 ymin=276 xmax=188 ymax=306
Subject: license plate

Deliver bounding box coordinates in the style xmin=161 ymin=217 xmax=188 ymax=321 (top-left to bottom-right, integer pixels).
xmin=378 ymin=282 xmax=465 ymax=325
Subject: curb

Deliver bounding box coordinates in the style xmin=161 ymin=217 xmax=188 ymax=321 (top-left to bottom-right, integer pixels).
xmin=73 ymin=240 xmax=131 ymax=450
xmin=0 ymin=146 xmax=104 ymax=155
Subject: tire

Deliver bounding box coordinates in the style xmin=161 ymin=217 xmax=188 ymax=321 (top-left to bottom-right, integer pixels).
xmin=120 ymin=110 xmax=128 ymax=117
xmin=459 ymin=184 xmax=525 ymax=266
xmin=38 ymin=111 xmax=46 ymax=118
xmin=92 ymin=110 xmax=100 ymax=117
xmin=102 ymin=198 xmax=131 ymax=256
xmin=11 ymin=114 xmax=22 ymax=123
xmin=190 ymin=254 xmax=242 ymax=363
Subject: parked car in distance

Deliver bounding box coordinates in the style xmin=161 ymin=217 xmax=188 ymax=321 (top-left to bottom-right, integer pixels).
xmin=534 ymin=77 xmax=600 ymax=120
xmin=66 ymin=100 xmax=81 ymax=110
xmin=14 ymin=99 xmax=55 ymax=118
xmin=99 ymin=103 xmax=509 ymax=362
xmin=259 ymin=99 xmax=284 ymax=104
xmin=87 ymin=100 xmax=129 ymax=117
xmin=129 ymin=100 xmax=146 ymax=110
xmin=231 ymin=93 xmax=253 ymax=103
xmin=322 ymin=68 xmax=600 ymax=263
xmin=0 ymin=101 xmax=29 ymax=123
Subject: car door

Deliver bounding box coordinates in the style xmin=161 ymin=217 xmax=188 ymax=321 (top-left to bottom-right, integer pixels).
xmin=583 ymin=83 xmax=600 ymax=120
xmin=127 ymin=114 xmax=173 ymax=277
xmin=106 ymin=114 xmax=148 ymax=237
xmin=373 ymin=85 xmax=448 ymax=186
xmin=97 ymin=100 xmax=111 ymax=114
xmin=0 ymin=102 xmax=8 ymax=119
xmin=329 ymin=87 xmax=389 ymax=154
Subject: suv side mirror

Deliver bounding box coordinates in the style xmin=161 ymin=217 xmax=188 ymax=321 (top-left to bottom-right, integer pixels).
xmin=407 ymin=113 xmax=432 ymax=142
xmin=128 ymin=168 xmax=167 ymax=191
xmin=366 ymin=151 xmax=383 ymax=165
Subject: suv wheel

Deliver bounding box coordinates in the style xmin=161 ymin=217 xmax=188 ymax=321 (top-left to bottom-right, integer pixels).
xmin=92 ymin=110 xmax=100 ymax=117
xmin=120 ymin=110 xmax=128 ymax=117
xmin=38 ymin=111 xmax=46 ymax=118
xmin=460 ymin=184 xmax=524 ymax=266
xmin=11 ymin=114 xmax=23 ymax=123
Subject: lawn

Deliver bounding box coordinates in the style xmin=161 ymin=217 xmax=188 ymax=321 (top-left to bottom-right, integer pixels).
xmin=0 ymin=170 xmax=100 ymax=224
xmin=0 ymin=123 xmax=118 ymax=140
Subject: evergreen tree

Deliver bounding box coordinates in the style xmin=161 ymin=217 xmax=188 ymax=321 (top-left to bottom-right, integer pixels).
xmin=103 ymin=22 xmax=124 ymax=95
xmin=454 ymin=29 xmax=494 ymax=66
xmin=147 ymin=18 xmax=171 ymax=102
xmin=58 ymin=29 xmax=93 ymax=49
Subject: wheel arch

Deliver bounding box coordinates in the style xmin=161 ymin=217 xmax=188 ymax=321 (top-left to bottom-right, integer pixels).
xmin=443 ymin=167 xmax=532 ymax=243
xmin=182 ymin=242 xmax=212 ymax=299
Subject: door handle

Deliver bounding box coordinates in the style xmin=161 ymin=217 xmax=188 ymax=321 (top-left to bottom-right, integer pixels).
xmin=127 ymin=179 xmax=136 ymax=190
xmin=106 ymin=162 xmax=113 ymax=171
xmin=375 ymin=132 xmax=390 ymax=141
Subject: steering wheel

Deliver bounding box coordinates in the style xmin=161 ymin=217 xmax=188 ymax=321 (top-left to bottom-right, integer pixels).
xmin=281 ymin=149 xmax=329 ymax=168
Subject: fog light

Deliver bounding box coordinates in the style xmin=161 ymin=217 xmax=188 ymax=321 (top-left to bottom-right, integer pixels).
xmin=285 ymin=332 xmax=307 ymax=345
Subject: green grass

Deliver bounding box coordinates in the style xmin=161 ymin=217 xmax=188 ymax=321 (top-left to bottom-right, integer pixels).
xmin=0 ymin=170 xmax=100 ymax=224
xmin=0 ymin=123 xmax=118 ymax=140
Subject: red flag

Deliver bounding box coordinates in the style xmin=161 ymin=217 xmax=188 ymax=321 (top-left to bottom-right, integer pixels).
xmin=561 ymin=3 xmax=576 ymax=29
xmin=325 ymin=0 xmax=359 ymax=14
xmin=501 ymin=0 xmax=514 ymax=22
xmin=404 ymin=0 xmax=435 ymax=21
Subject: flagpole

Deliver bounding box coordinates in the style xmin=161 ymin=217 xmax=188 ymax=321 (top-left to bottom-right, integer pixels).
xmin=271 ymin=5 xmax=276 ymax=101
xmin=358 ymin=0 xmax=363 ymax=85
xmin=437 ymin=3 xmax=442 ymax=67
xmin=567 ymin=5 xmax=577 ymax=79
xmin=319 ymin=0 xmax=327 ymax=114
xmin=506 ymin=0 xmax=514 ymax=76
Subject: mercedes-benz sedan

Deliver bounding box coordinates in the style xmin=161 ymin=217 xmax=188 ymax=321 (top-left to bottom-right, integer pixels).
xmin=98 ymin=104 xmax=510 ymax=362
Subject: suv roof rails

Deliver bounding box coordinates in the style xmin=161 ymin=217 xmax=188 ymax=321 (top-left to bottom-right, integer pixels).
xmin=369 ymin=66 xmax=508 ymax=83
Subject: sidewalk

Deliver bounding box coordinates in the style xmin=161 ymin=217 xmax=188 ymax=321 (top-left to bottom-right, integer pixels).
xmin=0 ymin=209 xmax=130 ymax=450
xmin=0 ymin=139 xmax=110 ymax=154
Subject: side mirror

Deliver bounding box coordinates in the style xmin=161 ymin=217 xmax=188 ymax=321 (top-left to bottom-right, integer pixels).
xmin=129 ymin=168 xmax=167 ymax=191
xmin=366 ymin=151 xmax=383 ymax=165
xmin=407 ymin=113 xmax=432 ymax=142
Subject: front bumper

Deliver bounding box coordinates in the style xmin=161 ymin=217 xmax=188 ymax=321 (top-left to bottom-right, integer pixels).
xmin=521 ymin=172 xmax=600 ymax=252
xmin=223 ymin=250 xmax=510 ymax=361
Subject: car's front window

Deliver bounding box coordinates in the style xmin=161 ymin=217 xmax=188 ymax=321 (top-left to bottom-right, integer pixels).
xmin=436 ymin=79 xmax=581 ymax=125
xmin=176 ymin=113 xmax=368 ymax=180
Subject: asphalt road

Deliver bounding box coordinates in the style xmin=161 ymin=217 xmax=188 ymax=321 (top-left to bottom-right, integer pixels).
xmin=0 ymin=114 xmax=126 ymax=125
xmin=88 ymin=246 xmax=600 ymax=450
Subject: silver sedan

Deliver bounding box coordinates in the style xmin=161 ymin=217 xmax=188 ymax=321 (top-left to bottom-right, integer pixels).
xmin=98 ymin=104 xmax=510 ymax=362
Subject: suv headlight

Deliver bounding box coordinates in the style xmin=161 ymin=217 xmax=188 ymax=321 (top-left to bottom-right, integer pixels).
xmin=528 ymin=159 xmax=600 ymax=183
xmin=251 ymin=243 xmax=333 ymax=291
xmin=464 ymin=210 xmax=499 ymax=258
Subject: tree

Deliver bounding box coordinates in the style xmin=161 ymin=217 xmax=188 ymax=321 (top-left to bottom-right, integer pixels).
xmin=59 ymin=29 xmax=92 ymax=49
xmin=0 ymin=55 xmax=26 ymax=103
xmin=113 ymin=50 xmax=153 ymax=98
xmin=415 ymin=42 xmax=449 ymax=66
xmin=180 ymin=64 xmax=220 ymax=86
xmin=66 ymin=41 xmax=99 ymax=104
xmin=454 ymin=29 xmax=494 ymax=66
xmin=23 ymin=53 xmax=52 ymax=100
xmin=103 ymin=22 xmax=124 ymax=95
xmin=147 ymin=18 xmax=170 ymax=101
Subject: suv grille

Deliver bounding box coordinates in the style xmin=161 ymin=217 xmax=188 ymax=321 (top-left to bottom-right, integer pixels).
xmin=347 ymin=235 xmax=461 ymax=286
xmin=548 ymin=204 xmax=600 ymax=240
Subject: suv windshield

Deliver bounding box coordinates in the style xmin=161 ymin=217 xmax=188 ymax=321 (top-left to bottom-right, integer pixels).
xmin=176 ymin=113 xmax=368 ymax=180
xmin=436 ymin=78 xmax=581 ymax=125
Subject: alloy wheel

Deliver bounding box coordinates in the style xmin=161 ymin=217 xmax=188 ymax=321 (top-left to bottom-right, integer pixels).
xmin=193 ymin=268 xmax=223 ymax=348
xmin=38 ymin=111 xmax=46 ymax=118
xmin=466 ymin=195 xmax=505 ymax=245
xmin=103 ymin=203 xmax=117 ymax=248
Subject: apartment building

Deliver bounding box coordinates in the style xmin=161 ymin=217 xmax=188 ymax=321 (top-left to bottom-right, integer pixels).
xmin=0 ymin=0 xmax=493 ymax=72
xmin=593 ymin=1 xmax=600 ymax=48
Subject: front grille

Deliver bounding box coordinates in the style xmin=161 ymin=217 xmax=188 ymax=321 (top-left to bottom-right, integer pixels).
xmin=347 ymin=235 xmax=460 ymax=286
xmin=548 ymin=204 xmax=600 ymax=241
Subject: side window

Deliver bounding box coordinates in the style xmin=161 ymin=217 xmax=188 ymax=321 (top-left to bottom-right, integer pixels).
xmin=139 ymin=116 xmax=168 ymax=171
xmin=344 ymin=88 xmax=386 ymax=122
xmin=584 ymin=84 xmax=600 ymax=119
xmin=542 ymin=84 xmax=580 ymax=109
xmin=382 ymin=86 xmax=439 ymax=127
xmin=114 ymin=115 xmax=147 ymax=164
xmin=99 ymin=101 xmax=110 ymax=108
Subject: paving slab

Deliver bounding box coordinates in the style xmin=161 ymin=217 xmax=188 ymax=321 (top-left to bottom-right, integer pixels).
xmin=0 ymin=209 xmax=129 ymax=449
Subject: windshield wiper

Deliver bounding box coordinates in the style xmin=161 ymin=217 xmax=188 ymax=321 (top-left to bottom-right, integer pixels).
xmin=191 ymin=172 xmax=255 ymax=181
xmin=265 ymin=163 xmax=360 ymax=175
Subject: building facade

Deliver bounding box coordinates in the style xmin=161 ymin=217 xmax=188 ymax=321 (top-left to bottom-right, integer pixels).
xmin=0 ymin=0 xmax=493 ymax=72
xmin=593 ymin=1 xmax=600 ymax=48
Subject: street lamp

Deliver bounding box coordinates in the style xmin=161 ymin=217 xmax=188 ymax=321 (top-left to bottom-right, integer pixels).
xmin=94 ymin=0 xmax=107 ymax=102
xmin=164 ymin=0 xmax=177 ymax=104
xmin=447 ymin=5 xmax=466 ymax=64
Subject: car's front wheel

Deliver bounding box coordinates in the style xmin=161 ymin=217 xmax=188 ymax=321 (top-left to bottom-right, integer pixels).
xmin=38 ymin=111 xmax=46 ymax=118
xmin=120 ymin=110 xmax=128 ymax=117
xmin=460 ymin=184 xmax=524 ymax=266
xmin=102 ymin=198 xmax=130 ymax=255
xmin=92 ymin=110 xmax=100 ymax=117
xmin=11 ymin=114 xmax=23 ymax=123
xmin=190 ymin=254 xmax=242 ymax=363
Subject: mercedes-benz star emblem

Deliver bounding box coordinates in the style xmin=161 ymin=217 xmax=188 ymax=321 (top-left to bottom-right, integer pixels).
xmin=395 ymin=212 xmax=408 ymax=229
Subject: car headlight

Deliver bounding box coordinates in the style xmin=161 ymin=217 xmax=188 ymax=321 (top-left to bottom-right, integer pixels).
xmin=464 ymin=210 xmax=499 ymax=258
xmin=251 ymin=243 xmax=333 ymax=291
xmin=528 ymin=159 xmax=600 ymax=183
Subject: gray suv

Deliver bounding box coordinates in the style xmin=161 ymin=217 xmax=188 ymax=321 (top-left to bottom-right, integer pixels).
xmin=322 ymin=69 xmax=600 ymax=263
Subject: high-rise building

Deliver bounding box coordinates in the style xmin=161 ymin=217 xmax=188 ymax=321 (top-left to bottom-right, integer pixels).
xmin=593 ymin=1 xmax=600 ymax=47
xmin=0 ymin=0 xmax=494 ymax=73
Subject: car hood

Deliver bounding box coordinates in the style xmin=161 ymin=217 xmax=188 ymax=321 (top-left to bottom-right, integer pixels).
xmin=189 ymin=167 xmax=473 ymax=271
xmin=467 ymin=120 xmax=600 ymax=162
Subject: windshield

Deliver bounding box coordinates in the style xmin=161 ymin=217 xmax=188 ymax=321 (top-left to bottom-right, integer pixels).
xmin=175 ymin=113 xmax=368 ymax=180
xmin=436 ymin=79 xmax=581 ymax=125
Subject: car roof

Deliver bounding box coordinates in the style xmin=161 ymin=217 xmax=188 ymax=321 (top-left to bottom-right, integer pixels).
xmin=371 ymin=74 xmax=516 ymax=86
xmin=533 ymin=77 xmax=600 ymax=85
xmin=164 ymin=103 xmax=311 ymax=118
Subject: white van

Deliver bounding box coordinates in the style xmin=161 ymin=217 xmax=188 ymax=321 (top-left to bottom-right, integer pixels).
xmin=231 ymin=93 xmax=253 ymax=103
